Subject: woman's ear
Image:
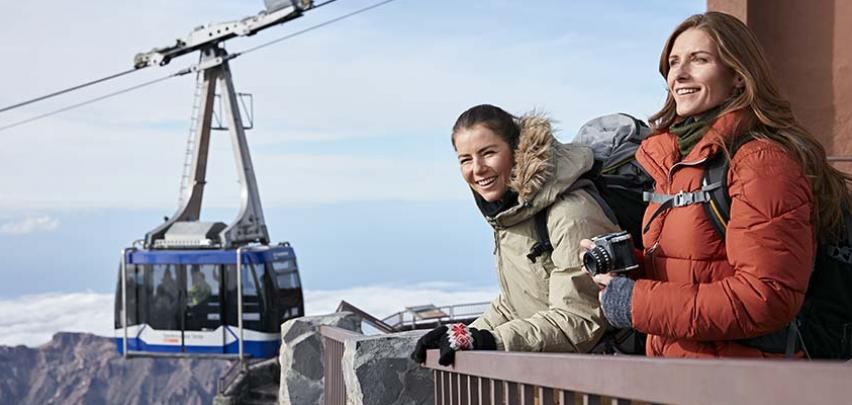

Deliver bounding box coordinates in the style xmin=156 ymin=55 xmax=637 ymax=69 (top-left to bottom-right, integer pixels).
xmin=734 ymin=75 xmax=745 ymax=89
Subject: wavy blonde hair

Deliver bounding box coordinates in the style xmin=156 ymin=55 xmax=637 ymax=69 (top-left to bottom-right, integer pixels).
xmin=649 ymin=12 xmax=851 ymax=242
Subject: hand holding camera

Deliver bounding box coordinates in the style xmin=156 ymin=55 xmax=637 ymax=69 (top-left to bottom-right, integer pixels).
xmin=582 ymin=231 xmax=639 ymax=276
xmin=580 ymin=231 xmax=640 ymax=329
xmin=580 ymin=230 xmax=638 ymax=291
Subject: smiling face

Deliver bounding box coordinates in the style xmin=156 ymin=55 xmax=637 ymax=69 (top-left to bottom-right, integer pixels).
xmin=454 ymin=125 xmax=514 ymax=202
xmin=667 ymin=28 xmax=742 ymax=117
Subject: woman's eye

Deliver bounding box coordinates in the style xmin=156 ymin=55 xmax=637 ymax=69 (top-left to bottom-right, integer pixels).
xmin=669 ymin=59 xmax=679 ymax=67
xmin=459 ymin=158 xmax=471 ymax=165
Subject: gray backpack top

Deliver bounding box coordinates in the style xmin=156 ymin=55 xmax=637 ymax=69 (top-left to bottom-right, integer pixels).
xmin=573 ymin=113 xmax=654 ymax=248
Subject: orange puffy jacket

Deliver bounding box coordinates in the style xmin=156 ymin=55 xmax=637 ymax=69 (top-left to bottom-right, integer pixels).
xmin=632 ymin=111 xmax=815 ymax=358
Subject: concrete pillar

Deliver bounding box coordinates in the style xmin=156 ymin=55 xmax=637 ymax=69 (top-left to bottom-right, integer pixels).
xmin=708 ymin=0 xmax=852 ymax=171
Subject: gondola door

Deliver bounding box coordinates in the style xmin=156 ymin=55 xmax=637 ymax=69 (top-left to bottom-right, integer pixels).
xmin=147 ymin=264 xmax=182 ymax=352
xmin=182 ymin=264 xmax=225 ymax=353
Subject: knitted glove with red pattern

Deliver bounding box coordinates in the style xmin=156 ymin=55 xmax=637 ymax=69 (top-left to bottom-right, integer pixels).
xmin=410 ymin=323 xmax=496 ymax=366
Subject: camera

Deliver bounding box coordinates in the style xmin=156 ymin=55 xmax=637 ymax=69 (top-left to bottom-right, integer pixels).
xmin=583 ymin=231 xmax=638 ymax=276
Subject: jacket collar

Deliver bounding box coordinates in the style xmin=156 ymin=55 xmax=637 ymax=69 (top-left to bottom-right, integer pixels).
xmin=636 ymin=109 xmax=748 ymax=184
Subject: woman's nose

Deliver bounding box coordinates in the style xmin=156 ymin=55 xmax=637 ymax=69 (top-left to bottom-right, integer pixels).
xmin=671 ymin=63 xmax=690 ymax=81
xmin=472 ymin=157 xmax=487 ymax=174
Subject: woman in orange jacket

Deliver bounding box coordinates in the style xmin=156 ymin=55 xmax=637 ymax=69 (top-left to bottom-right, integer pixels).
xmin=590 ymin=12 xmax=852 ymax=357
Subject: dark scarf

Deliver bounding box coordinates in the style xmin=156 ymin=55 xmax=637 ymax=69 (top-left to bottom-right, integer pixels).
xmin=474 ymin=189 xmax=519 ymax=219
xmin=670 ymin=106 xmax=724 ymax=157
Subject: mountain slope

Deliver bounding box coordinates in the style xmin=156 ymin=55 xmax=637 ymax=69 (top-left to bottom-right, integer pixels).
xmin=0 ymin=333 xmax=231 ymax=405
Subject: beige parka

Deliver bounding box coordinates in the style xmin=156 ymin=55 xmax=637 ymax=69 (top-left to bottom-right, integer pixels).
xmin=469 ymin=114 xmax=618 ymax=353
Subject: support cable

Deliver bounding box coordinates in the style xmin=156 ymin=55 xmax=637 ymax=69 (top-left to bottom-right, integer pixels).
xmin=0 ymin=0 xmax=402 ymax=132
xmin=0 ymin=67 xmax=141 ymax=114
xmin=0 ymin=71 xmax=183 ymax=133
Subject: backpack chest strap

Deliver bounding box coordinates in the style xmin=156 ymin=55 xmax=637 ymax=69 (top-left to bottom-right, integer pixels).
xmin=641 ymin=181 xmax=723 ymax=233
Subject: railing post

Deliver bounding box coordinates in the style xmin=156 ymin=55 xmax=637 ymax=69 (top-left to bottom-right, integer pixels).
xmin=236 ymin=246 xmax=244 ymax=362
xmin=120 ymin=247 xmax=133 ymax=358
xmin=320 ymin=326 xmax=363 ymax=405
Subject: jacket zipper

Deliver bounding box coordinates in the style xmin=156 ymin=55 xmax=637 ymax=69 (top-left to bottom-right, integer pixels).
xmin=646 ymin=156 xmax=710 ymax=263
xmin=489 ymin=218 xmax=511 ymax=294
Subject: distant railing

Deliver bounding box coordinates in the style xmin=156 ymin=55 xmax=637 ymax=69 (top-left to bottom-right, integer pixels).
xmin=217 ymin=359 xmax=245 ymax=396
xmin=336 ymin=300 xmax=397 ymax=333
xmin=382 ymin=301 xmax=489 ymax=330
xmin=423 ymin=349 xmax=852 ymax=405
xmin=828 ymin=156 xmax=852 ymax=162
xmin=321 ymin=325 xmax=363 ymax=405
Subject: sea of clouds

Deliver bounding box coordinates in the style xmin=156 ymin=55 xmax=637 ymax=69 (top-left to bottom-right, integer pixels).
xmin=0 ymin=283 xmax=496 ymax=347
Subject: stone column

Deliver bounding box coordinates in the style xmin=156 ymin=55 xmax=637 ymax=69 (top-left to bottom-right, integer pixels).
xmin=341 ymin=330 xmax=433 ymax=405
xmin=279 ymin=312 xmax=362 ymax=405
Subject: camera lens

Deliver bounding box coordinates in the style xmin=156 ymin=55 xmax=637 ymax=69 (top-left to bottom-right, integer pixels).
xmin=583 ymin=246 xmax=612 ymax=276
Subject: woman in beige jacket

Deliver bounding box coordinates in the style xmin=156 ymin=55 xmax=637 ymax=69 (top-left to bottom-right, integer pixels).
xmin=411 ymin=104 xmax=618 ymax=366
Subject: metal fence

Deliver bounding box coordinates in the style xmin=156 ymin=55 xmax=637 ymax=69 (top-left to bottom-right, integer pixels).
xmin=336 ymin=300 xmax=397 ymax=333
xmin=321 ymin=325 xmax=363 ymax=405
xmin=382 ymin=302 xmax=490 ymax=330
xmin=423 ymin=350 xmax=852 ymax=405
xmin=217 ymin=359 xmax=247 ymax=397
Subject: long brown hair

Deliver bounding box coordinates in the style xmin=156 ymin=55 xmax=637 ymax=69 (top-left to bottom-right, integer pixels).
xmin=649 ymin=12 xmax=851 ymax=242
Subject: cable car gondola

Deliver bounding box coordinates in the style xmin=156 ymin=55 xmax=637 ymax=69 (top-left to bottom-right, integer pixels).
xmin=115 ymin=1 xmax=311 ymax=359
xmin=116 ymin=243 xmax=303 ymax=358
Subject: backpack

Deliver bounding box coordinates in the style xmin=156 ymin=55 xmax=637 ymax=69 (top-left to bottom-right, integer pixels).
xmin=526 ymin=113 xmax=654 ymax=355
xmin=574 ymin=113 xmax=655 ymax=249
xmin=703 ymin=142 xmax=852 ymax=359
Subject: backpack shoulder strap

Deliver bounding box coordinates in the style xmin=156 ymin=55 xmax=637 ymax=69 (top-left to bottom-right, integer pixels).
xmin=702 ymin=154 xmax=731 ymax=238
xmin=702 ymin=134 xmax=757 ymax=239
xmin=527 ymin=208 xmax=552 ymax=263
xmin=526 ymin=177 xmax=615 ymax=263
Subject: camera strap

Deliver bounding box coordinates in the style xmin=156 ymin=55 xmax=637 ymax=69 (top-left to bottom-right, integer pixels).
xmin=641 ymin=181 xmax=723 ymax=234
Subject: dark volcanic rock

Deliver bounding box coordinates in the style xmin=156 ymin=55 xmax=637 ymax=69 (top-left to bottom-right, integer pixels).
xmin=0 ymin=332 xmax=231 ymax=405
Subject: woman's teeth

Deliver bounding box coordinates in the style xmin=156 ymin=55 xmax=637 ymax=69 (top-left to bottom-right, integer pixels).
xmin=476 ymin=177 xmax=496 ymax=187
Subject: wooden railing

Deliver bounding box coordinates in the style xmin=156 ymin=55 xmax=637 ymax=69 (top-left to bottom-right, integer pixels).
xmin=321 ymin=325 xmax=363 ymax=405
xmin=423 ymin=350 xmax=852 ymax=405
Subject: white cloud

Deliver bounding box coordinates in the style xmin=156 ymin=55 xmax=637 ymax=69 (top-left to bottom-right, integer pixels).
xmin=0 ymin=292 xmax=114 ymax=347
xmin=0 ymin=283 xmax=497 ymax=347
xmin=0 ymin=215 xmax=60 ymax=235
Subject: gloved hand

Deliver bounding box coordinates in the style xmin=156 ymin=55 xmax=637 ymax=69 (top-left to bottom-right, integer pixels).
xmin=410 ymin=323 xmax=497 ymax=366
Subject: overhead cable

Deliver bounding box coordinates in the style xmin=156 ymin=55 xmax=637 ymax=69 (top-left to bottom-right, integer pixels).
xmin=0 ymin=72 xmax=181 ymax=133
xmin=0 ymin=67 xmax=141 ymax=115
xmin=237 ymin=0 xmax=400 ymax=55
xmin=313 ymin=0 xmax=342 ymax=9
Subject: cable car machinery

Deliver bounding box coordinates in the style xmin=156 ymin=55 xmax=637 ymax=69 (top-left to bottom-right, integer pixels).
xmin=117 ymin=0 xmax=315 ymax=360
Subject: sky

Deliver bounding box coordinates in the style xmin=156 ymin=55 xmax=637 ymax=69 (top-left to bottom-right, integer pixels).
xmin=0 ymin=0 xmax=704 ymax=346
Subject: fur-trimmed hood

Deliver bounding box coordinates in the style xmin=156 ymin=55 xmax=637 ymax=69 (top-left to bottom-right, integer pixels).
xmin=490 ymin=113 xmax=595 ymax=227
